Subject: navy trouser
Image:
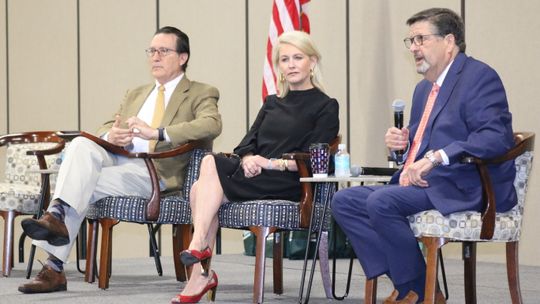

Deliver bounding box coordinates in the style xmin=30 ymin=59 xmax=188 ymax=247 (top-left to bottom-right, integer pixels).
xmin=331 ymin=184 xmax=435 ymax=286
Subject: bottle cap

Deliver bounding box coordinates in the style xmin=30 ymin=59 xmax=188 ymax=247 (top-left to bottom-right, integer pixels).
xmin=338 ymin=143 xmax=346 ymax=149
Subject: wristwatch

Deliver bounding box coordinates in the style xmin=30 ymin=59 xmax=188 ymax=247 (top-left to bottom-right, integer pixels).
xmin=424 ymin=150 xmax=441 ymax=167
xmin=157 ymin=127 xmax=165 ymax=141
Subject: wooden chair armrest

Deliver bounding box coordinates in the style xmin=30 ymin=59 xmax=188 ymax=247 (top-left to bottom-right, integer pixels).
xmin=78 ymin=131 xmax=204 ymax=221
xmin=55 ymin=130 xmax=82 ymax=141
xmin=0 ymin=131 xmax=65 ymax=159
xmin=280 ymin=134 xmax=341 ymax=228
xmin=460 ymin=131 xmax=535 ymax=239
xmin=283 ymin=152 xmax=313 ymax=228
xmin=282 ymin=152 xmax=310 ymax=161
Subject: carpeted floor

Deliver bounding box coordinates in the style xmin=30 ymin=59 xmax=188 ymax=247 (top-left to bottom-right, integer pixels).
xmin=1 ymin=253 xmax=539 ymax=303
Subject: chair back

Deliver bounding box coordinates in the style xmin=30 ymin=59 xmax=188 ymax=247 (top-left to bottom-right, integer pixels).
xmin=4 ymin=143 xmax=60 ymax=187
xmin=181 ymin=149 xmax=208 ymax=200
xmin=1 ymin=132 xmax=65 ymax=188
xmin=0 ymin=132 xmax=64 ymax=213
xmin=505 ymin=132 xmax=535 ymax=240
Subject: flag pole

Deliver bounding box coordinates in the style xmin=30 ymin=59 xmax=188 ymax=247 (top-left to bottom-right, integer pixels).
xmin=299 ymin=1 xmax=303 ymax=31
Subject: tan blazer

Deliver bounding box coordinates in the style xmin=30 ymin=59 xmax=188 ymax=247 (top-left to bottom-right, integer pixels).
xmin=96 ymin=76 xmax=222 ymax=191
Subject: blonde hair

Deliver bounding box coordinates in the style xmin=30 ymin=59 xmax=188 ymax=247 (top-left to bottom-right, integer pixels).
xmin=272 ymin=31 xmax=325 ymax=98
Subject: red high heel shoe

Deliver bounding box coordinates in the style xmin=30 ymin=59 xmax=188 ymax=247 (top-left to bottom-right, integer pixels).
xmin=180 ymin=246 xmax=212 ymax=267
xmin=170 ymin=271 xmax=218 ymax=303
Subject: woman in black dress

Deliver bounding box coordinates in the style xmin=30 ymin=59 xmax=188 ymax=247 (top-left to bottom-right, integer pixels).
xmin=171 ymin=31 xmax=339 ymax=304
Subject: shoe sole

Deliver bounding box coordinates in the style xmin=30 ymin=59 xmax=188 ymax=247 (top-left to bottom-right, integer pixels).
xmin=180 ymin=252 xmax=199 ymax=266
xmin=18 ymin=283 xmax=67 ymax=294
xmin=21 ymin=220 xmax=69 ymax=246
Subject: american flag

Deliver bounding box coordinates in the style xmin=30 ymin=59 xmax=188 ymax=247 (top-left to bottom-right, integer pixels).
xmin=262 ymin=0 xmax=310 ymax=102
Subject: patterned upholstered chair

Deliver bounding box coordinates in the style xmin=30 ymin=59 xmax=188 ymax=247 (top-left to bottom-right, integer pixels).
xmin=364 ymin=132 xmax=535 ymax=304
xmin=71 ymin=132 xmax=204 ymax=289
xmin=0 ymin=131 xmax=65 ymax=276
xmin=214 ymin=137 xmax=340 ymax=304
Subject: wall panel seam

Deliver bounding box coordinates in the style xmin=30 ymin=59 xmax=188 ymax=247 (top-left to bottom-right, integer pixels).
xmin=156 ymin=0 xmax=160 ymax=30
xmin=77 ymin=0 xmax=81 ymax=130
xmin=245 ymin=0 xmax=249 ymax=132
xmin=4 ymin=0 xmax=9 ymax=133
xmin=346 ymin=0 xmax=350 ymax=149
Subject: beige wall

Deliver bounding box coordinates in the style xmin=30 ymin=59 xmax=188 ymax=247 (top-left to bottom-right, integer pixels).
xmin=8 ymin=0 xmax=79 ymax=132
xmin=466 ymin=0 xmax=540 ymax=264
xmin=0 ymin=1 xmax=5 ymax=135
xmin=1 ymin=0 xmax=540 ymax=268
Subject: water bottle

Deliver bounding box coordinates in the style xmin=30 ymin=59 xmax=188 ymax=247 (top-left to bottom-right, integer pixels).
xmin=334 ymin=144 xmax=351 ymax=177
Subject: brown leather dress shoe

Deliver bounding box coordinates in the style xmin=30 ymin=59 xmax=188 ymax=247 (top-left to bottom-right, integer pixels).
xmin=435 ymin=290 xmax=447 ymax=304
xmin=384 ymin=290 xmax=419 ymax=304
xmin=421 ymin=290 xmax=446 ymax=304
xmin=384 ymin=289 xmax=400 ymax=303
xmin=21 ymin=212 xmax=69 ymax=246
xmin=18 ymin=264 xmax=67 ymax=293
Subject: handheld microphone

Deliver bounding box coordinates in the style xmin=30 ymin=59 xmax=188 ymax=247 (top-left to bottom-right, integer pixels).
xmin=392 ymin=99 xmax=406 ymax=162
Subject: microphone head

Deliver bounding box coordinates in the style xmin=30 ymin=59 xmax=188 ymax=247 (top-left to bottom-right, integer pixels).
xmin=392 ymin=99 xmax=406 ymax=112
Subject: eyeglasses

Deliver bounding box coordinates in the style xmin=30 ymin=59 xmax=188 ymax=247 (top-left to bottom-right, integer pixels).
xmin=403 ymin=34 xmax=442 ymax=48
xmin=145 ymin=47 xmax=177 ymax=57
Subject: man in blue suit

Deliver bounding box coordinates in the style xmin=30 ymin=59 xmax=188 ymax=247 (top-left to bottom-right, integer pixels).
xmin=332 ymin=8 xmax=515 ymax=304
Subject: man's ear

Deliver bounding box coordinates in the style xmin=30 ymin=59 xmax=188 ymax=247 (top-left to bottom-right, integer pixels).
xmin=445 ymin=33 xmax=456 ymax=50
xmin=179 ymin=53 xmax=189 ymax=66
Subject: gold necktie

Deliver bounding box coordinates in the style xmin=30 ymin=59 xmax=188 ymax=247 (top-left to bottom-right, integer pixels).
xmin=149 ymin=85 xmax=165 ymax=151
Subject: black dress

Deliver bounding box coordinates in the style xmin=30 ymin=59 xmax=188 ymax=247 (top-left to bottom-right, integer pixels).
xmin=214 ymin=88 xmax=339 ymax=201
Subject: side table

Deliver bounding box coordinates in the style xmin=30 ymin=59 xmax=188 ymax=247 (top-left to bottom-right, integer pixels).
xmin=297 ymin=175 xmax=391 ymax=303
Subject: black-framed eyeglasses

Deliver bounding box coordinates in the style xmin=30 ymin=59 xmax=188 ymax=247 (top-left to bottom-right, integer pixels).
xmin=403 ymin=34 xmax=442 ymax=48
xmin=145 ymin=47 xmax=177 ymax=57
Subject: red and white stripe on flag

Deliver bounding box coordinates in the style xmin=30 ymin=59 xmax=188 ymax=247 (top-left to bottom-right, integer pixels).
xmin=262 ymin=0 xmax=310 ymax=102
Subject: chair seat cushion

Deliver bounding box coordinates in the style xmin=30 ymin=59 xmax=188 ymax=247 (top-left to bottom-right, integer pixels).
xmin=218 ymin=182 xmax=335 ymax=230
xmin=409 ymin=150 xmax=533 ymax=242
xmin=87 ymin=195 xmax=192 ymax=224
xmin=218 ymin=199 xmax=328 ymax=230
xmin=0 ymin=183 xmax=42 ymax=213
xmin=408 ymin=207 xmax=521 ymax=242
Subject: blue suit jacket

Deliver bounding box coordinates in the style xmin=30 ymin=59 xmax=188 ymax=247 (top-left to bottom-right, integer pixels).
xmin=392 ymin=53 xmax=516 ymax=215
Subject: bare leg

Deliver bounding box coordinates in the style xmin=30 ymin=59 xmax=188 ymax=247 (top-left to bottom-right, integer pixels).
xmin=181 ymin=155 xmax=226 ymax=296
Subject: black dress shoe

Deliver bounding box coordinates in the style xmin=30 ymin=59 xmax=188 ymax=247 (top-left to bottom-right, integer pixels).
xmin=21 ymin=212 xmax=69 ymax=246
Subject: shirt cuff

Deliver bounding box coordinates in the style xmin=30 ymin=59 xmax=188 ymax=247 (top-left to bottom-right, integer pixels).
xmin=438 ymin=149 xmax=450 ymax=166
xmin=163 ymin=128 xmax=171 ymax=142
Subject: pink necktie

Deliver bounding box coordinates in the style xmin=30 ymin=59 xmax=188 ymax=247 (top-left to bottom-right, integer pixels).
xmin=400 ymin=83 xmax=440 ymax=186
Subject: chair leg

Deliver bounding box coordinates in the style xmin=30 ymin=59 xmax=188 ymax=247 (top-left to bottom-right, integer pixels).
xmin=216 ymin=227 xmax=222 ymax=255
xmin=172 ymin=224 xmax=192 ymax=282
xmin=506 ymin=241 xmax=523 ymax=304
xmin=98 ymin=218 xmax=119 ymax=289
xmin=272 ymin=232 xmax=283 ymax=295
xmin=85 ymin=219 xmax=99 ymax=283
xmin=1 ymin=210 xmax=16 ymax=277
xmin=147 ymin=224 xmax=163 ymax=276
xmin=422 ymin=237 xmax=447 ymax=304
xmin=249 ymin=226 xmax=277 ymax=304
xmin=364 ymin=278 xmax=377 ymax=304
xmin=463 ymin=241 xmax=477 ymax=304
xmin=76 ymin=220 xmax=88 ymax=274
xmin=18 ymin=229 xmax=27 ymax=263
xmin=317 ymin=231 xmax=332 ymax=299
xmin=25 ymin=244 xmax=37 ymax=279
xmin=438 ymin=248 xmax=449 ymax=300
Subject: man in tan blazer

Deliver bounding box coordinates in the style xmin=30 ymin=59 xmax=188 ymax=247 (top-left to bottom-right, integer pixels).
xmin=18 ymin=26 xmax=222 ymax=293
